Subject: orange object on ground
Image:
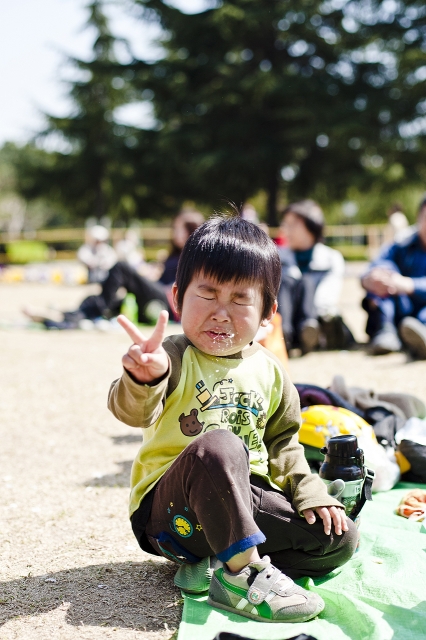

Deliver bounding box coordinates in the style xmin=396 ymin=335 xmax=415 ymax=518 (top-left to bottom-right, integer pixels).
xmin=396 ymin=489 xmax=426 ymax=521
xmin=394 ymin=450 xmax=411 ymax=474
xmin=256 ymin=312 xmax=289 ymax=370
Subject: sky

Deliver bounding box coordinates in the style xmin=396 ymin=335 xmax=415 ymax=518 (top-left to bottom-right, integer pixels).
xmin=0 ymin=0 xmax=210 ymax=145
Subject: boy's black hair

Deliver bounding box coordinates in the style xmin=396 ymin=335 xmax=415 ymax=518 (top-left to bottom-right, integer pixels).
xmin=282 ymin=199 xmax=324 ymax=243
xmin=175 ymin=215 xmax=281 ymax=319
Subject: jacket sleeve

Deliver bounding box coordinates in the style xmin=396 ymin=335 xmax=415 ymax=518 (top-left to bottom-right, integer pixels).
xmin=107 ymin=367 xmax=170 ymax=427
xmin=313 ymin=247 xmax=345 ymax=317
xmin=362 ymin=242 xmax=403 ymax=279
xmin=411 ymin=277 xmax=426 ymax=300
xmin=264 ymin=372 xmax=343 ymax=514
xmin=107 ymin=337 xmax=185 ymax=428
xmin=362 ymin=235 xmax=426 ymax=302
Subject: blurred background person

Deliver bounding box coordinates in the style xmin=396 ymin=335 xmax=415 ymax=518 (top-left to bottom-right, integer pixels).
xmin=77 ymin=224 xmax=117 ymax=283
xmin=98 ymin=208 xmax=205 ymax=323
xmin=240 ymin=203 xmax=260 ymax=224
xmin=277 ymin=199 xmax=351 ymax=354
xmin=158 ymin=209 xmax=205 ymax=286
xmin=361 ymin=196 xmax=426 ymax=358
xmin=114 ymin=228 xmax=144 ymax=269
xmin=240 ymin=202 xmax=270 ymax=236
xmin=384 ymin=203 xmax=410 ymax=244
xmin=23 ymin=209 xmax=204 ymax=328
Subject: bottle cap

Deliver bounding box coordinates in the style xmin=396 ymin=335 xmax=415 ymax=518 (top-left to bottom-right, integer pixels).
xmin=326 ymin=435 xmax=359 ymax=459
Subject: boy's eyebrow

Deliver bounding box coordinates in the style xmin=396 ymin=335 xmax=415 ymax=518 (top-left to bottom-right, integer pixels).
xmin=197 ymin=284 xmax=217 ymax=292
xmin=197 ymin=283 xmax=254 ymax=299
xmin=232 ymin=291 xmax=253 ymax=300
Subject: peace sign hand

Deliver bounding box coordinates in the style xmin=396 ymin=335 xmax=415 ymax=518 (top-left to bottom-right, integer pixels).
xmin=117 ymin=311 xmax=169 ymax=384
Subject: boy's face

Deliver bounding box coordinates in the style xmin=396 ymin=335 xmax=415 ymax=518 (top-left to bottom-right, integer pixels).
xmin=172 ymin=273 xmax=276 ymax=357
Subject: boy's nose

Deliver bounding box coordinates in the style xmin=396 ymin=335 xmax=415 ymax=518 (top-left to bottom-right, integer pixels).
xmin=212 ymin=305 xmax=230 ymax=321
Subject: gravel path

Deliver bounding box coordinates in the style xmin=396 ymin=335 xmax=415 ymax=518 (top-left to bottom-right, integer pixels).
xmin=1 ymin=269 xmax=425 ymax=639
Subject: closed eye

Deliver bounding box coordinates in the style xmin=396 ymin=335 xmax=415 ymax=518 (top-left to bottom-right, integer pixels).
xmin=197 ymin=295 xmax=214 ymax=300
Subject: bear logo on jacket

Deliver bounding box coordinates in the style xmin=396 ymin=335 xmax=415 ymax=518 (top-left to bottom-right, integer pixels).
xmin=179 ymin=408 xmax=205 ymax=436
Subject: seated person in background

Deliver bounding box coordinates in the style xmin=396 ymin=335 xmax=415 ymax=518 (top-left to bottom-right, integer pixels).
xmin=277 ymin=200 xmax=349 ymax=353
xmin=361 ymin=196 xmax=426 ymax=358
xmin=77 ymin=224 xmax=117 ymax=283
xmin=157 ymin=209 xmax=205 ymax=287
xmin=24 ymin=210 xmax=204 ymax=328
xmin=98 ymin=208 xmax=205 ymax=323
xmin=114 ymin=229 xmax=144 ymax=269
xmin=383 ymin=203 xmax=411 ymax=244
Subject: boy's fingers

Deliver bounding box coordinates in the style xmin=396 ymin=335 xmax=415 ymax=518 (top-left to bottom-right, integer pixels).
xmin=117 ymin=314 xmax=145 ymax=345
xmin=317 ymin=507 xmax=331 ymax=535
xmin=303 ymin=508 xmax=316 ymax=525
xmin=122 ymin=352 xmax=140 ymax=371
xmin=129 ymin=344 xmax=146 ymax=364
xmin=306 ymin=507 xmax=347 ymax=536
xmin=146 ymin=310 xmax=169 ymax=350
xmin=123 ymin=346 xmax=167 ymax=367
xmin=328 ymin=506 xmax=347 ymax=535
xmin=137 ymin=352 xmax=168 ymax=370
xmin=331 ymin=509 xmax=342 ymax=536
xmin=128 ymin=345 xmax=165 ymax=368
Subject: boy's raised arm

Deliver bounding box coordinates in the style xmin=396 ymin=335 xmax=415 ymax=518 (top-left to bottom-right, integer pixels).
xmin=117 ymin=311 xmax=169 ymax=384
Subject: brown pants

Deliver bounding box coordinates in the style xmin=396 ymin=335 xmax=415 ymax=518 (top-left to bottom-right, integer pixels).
xmin=132 ymin=430 xmax=358 ymax=579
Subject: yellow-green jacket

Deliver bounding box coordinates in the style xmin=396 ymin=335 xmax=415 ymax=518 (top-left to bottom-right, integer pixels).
xmin=108 ymin=334 xmax=341 ymax=516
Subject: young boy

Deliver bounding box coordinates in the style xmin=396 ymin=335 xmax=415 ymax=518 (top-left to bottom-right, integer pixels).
xmin=108 ymin=216 xmax=357 ymax=624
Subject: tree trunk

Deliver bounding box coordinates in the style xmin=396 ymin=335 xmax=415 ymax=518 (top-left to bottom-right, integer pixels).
xmin=95 ymin=172 xmax=105 ymax=218
xmin=266 ymin=171 xmax=278 ymax=227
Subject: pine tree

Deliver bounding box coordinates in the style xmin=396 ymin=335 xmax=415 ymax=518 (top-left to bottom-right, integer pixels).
xmin=133 ymin=0 xmax=426 ymax=224
xmin=31 ymin=0 xmax=135 ymax=220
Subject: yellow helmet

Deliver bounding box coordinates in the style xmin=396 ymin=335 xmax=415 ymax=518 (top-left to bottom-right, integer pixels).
xmin=300 ymin=405 xmax=375 ymax=463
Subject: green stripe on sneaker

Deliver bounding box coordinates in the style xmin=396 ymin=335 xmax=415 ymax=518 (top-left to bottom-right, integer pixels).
xmin=256 ymin=600 xmax=274 ymax=619
xmin=214 ymin=569 xmax=273 ymax=619
xmin=215 ymin=569 xmax=248 ymax=599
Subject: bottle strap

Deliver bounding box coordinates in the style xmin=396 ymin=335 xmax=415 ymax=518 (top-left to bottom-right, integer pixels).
xmin=349 ymin=468 xmax=375 ymax=520
xmin=363 ymin=468 xmax=375 ymax=502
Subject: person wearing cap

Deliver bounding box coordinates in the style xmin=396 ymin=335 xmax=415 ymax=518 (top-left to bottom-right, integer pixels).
xmin=277 ymin=199 xmax=348 ymax=353
xmin=383 ymin=203 xmax=411 ymax=244
xmin=361 ymin=196 xmax=426 ymax=357
xmin=77 ymin=225 xmax=117 ymax=283
xmin=23 ymin=210 xmax=204 ymax=329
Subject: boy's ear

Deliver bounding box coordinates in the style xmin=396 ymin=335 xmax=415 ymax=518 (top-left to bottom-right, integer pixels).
xmin=171 ymin=283 xmax=181 ymax=318
xmin=260 ymin=300 xmax=278 ymax=327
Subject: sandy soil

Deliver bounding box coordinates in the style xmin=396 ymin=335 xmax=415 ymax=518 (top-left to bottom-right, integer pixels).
xmin=1 ymin=266 xmax=425 ymax=639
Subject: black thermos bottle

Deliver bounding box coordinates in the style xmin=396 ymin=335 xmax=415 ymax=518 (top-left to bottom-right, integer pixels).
xmin=319 ymin=434 xmax=374 ymax=521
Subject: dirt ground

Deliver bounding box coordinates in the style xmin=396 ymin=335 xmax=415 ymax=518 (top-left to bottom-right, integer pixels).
xmin=1 ymin=265 xmax=425 ymax=639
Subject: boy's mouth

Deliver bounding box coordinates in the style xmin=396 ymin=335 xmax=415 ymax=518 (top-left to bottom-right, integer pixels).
xmin=205 ymin=329 xmax=233 ymax=340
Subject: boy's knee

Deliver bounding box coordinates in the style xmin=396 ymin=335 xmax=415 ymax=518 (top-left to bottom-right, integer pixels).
xmin=184 ymin=429 xmax=249 ymax=464
xmin=322 ymin=516 xmax=359 ymax=571
xmin=310 ymin=516 xmax=359 ymax=576
xmin=340 ymin=517 xmax=359 ymax=558
xmin=313 ymin=514 xmax=359 ymax=564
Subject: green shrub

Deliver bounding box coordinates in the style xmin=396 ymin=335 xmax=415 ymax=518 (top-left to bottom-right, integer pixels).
xmin=6 ymin=241 xmax=50 ymax=264
xmin=332 ymin=245 xmax=369 ymax=261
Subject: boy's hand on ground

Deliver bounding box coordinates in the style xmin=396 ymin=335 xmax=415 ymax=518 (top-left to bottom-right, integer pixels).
xmin=117 ymin=311 xmax=169 ymax=384
xmin=302 ymin=506 xmax=349 ymax=536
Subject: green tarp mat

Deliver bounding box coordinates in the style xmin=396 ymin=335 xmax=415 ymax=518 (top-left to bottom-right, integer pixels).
xmin=178 ymin=483 xmax=426 ymax=640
